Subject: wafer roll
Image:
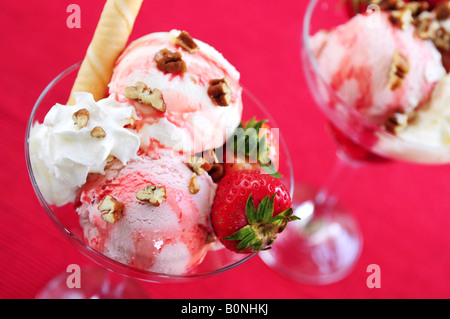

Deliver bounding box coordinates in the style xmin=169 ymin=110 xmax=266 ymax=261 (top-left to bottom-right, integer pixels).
xmin=68 ymin=0 xmax=144 ymax=105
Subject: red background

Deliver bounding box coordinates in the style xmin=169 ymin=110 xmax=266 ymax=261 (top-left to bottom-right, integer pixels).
xmin=1 ymin=0 xmax=450 ymax=299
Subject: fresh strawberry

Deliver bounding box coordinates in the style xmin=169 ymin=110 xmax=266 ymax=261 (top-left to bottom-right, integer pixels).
xmin=342 ymin=0 xmax=445 ymax=17
xmin=211 ymin=170 xmax=298 ymax=253
xmin=223 ymin=118 xmax=281 ymax=178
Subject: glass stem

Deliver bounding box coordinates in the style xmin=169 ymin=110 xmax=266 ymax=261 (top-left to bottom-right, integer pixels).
xmin=314 ymin=154 xmax=360 ymax=210
xmin=97 ymin=270 xmax=127 ymax=299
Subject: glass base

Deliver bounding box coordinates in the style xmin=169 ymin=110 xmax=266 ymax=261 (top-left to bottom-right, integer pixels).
xmin=35 ymin=266 xmax=150 ymax=299
xmin=259 ymin=184 xmax=362 ymax=285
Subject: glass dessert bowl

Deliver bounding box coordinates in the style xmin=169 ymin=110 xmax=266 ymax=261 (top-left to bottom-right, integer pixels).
xmin=303 ymin=0 xmax=450 ymax=164
xmin=25 ymin=62 xmax=294 ymax=298
xmin=260 ymin=0 xmax=450 ymax=285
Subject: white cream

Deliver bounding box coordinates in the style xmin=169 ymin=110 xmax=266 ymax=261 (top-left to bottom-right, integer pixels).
xmin=398 ymin=74 xmax=450 ymax=147
xmin=374 ymin=75 xmax=450 ymax=164
xmin=29 ymin=92 xmax=140 ymax=206
xmin=109 ymin=30 xmax=243 ymax=154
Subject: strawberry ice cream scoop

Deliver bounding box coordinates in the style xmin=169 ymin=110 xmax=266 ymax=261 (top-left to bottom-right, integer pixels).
xmin=76 ymin=154 xmax=217 ymax=275
xmin=310 ymin=12 xmax=446 ymax=126
xmin=109 ymin=30 xmax=243 ymax=154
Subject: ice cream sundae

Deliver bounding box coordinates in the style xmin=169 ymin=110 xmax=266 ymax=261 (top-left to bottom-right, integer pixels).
xmin=27 ymin=0 xmax=296 ymax=275
xmin=309 ymin=0 xmax=450 ymax=162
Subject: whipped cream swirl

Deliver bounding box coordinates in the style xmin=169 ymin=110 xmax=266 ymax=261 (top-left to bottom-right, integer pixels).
xmin=29 ymin=92 xmax=140 ymax=206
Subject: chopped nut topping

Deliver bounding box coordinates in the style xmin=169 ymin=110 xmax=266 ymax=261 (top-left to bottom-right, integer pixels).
xmin=175 ymin=31 xmax=199 ymax=53
xmin=124 ymin=82 xmax=167 ymax=112
xmin=414 ymin=13 xmax=440 ymax=39
xmin=124 ymin=81 xmax=146 ymax=100
xmin=388 ymin=50 xmax=410 ymax=90
xmin=434 ymin=27 xmax=450 ymax=51
xmin=385 ymin=110 xmax=411 ymax=134
xmin=377 ymin=0 xmax=405 ymax=11
xmin=90 ymin=126 xmax=106 ymax=138
xmin=124 ymin=117 xmax=136 ymax=129
xmin=435 ymin=2 xmax=450 ymax=20
xmin=154 ymin=48 xmax=187 ymax=73
xmin=203 ymin=149 xmax=219 ymax=165
xmin=106 ymin=155 xmax=116 ymax=162
xmin=404 ymin=1 xmax=429 ymax=17
xmin=186 ymin=155 xmax=213 ymax=175
xmin=140 ymin=88 xmax=166 ymax=111
xmin=390 ymin=7 xmax=414 ymax=30
xmin=98 ymin=195 xmax=124 ymax=224
xmin=207 ymin=78 xmax=232 ymax=106
xmin=189 ymin=173 xmax=201 ymax=194
xmin=72 ymin=108 xmax=89 ymax=129
xmin=136 ymin=185 xmax=167 ymax=207
xmin=412 ymin=7 xmax=450 ymax=53
xmin=208 ymin=163 xmax=225 ymax=183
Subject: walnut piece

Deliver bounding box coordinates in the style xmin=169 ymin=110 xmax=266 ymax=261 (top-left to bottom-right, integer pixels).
xmin=414 ymin=13 xmax=440 ymax=40
xmin=175 ymin=31 xmax=199 ymax=53
xmin=384 ymin=110 xmax=410 ymax=134
xmin=189 ymin=173 xmax=201 ymax=194
xmin=72 ymin=108 xmax=89 ymax=130
xmin=124 ymin=117 xmax=136 ymax=129
xmin=404 ymin=1 xmax=429 ymax=17
xmin=390 ymin=7 xmax=414 ymax=30
xmin=207 ymin=78 xmax=232 ymax=106
xmin=186 ymin=155 xmax=213 ymax=175
xmin=376 ymin=0 xmax=405 ymax=11
xmin=154 ymin=48 xmax=187 ymax=73
xmin=124 ymin=82 xmax=166 ymax=112
xmin=203 ymin=149 xmax=219 ymax=165
xmin=136 ymin=185 xmax=167 ymax=207
xmin=434 ymin=27 xmax=450 ymax=51
xmin=98 ymin=195 xmax=124 ymax=224
xmin=388 ymin=50 xmax=410 ymax=90
xmin=90 ymin=126 xmax=106 ymax=138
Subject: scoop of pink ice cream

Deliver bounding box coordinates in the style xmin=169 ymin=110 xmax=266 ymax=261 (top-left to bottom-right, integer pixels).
xmin=76 ymin=153 xmax=216 ymax=275
xmin=109 ymin=30 xmax=243 ymax=155
xmin=310 ymin=12 xmax=446 ymax=126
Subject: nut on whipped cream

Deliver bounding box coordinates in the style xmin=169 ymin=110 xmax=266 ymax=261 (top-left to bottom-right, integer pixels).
xmin=28 ymin=92 xmax=140 ymax=206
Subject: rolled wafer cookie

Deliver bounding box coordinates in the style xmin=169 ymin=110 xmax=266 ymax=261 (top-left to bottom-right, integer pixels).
xmin=67 ymin=0 xmax=144 ymax=105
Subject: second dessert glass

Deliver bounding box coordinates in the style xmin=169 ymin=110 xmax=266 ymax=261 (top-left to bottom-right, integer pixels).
xmin=25 ymin=62 xmax=294 ymax=298
xmin=260 ymin=0 xmax=450 ymax=285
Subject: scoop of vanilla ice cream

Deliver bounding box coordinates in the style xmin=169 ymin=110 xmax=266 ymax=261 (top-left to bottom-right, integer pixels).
xmin=77 ymin=154 xmax=217 ymax=275
xmin=109 ymin=30 xmax=243 ymax=154
xmin=28 ymin=92 xmax=140 ymax=206
xmin=310 ymin=12 xmax=446 ymax=125
xmin=398 ymin=74 xmax=450 ymax=147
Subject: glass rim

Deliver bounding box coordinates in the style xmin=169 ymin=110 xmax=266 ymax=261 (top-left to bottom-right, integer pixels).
xmin=302 ymin=0 xmax=450 ymax=155
xmin=24 ymin=61 xmax=295 ymax=281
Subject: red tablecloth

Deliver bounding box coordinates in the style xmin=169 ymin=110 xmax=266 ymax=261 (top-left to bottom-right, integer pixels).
xmin=1 ymin=0 xmax=450 ymax=299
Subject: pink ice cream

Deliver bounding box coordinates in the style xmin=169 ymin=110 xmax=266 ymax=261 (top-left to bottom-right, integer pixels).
xmin=311 ymin=12 xmax=446 ymax=126
xmin=109 ymin=30 xmax=243 ymax=154
xmin=76 ymin=154 xmax=217 ymax=275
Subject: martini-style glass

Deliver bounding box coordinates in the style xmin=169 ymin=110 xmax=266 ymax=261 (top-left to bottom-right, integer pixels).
xmin=260 ymin=0 xmax=450 ymax=285
xmin=25 ymin=62 xmax=294 ymax=298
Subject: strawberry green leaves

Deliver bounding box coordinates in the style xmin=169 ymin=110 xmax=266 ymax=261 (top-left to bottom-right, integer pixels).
xmin=223 ymin=194 xmax=299 ymax=253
